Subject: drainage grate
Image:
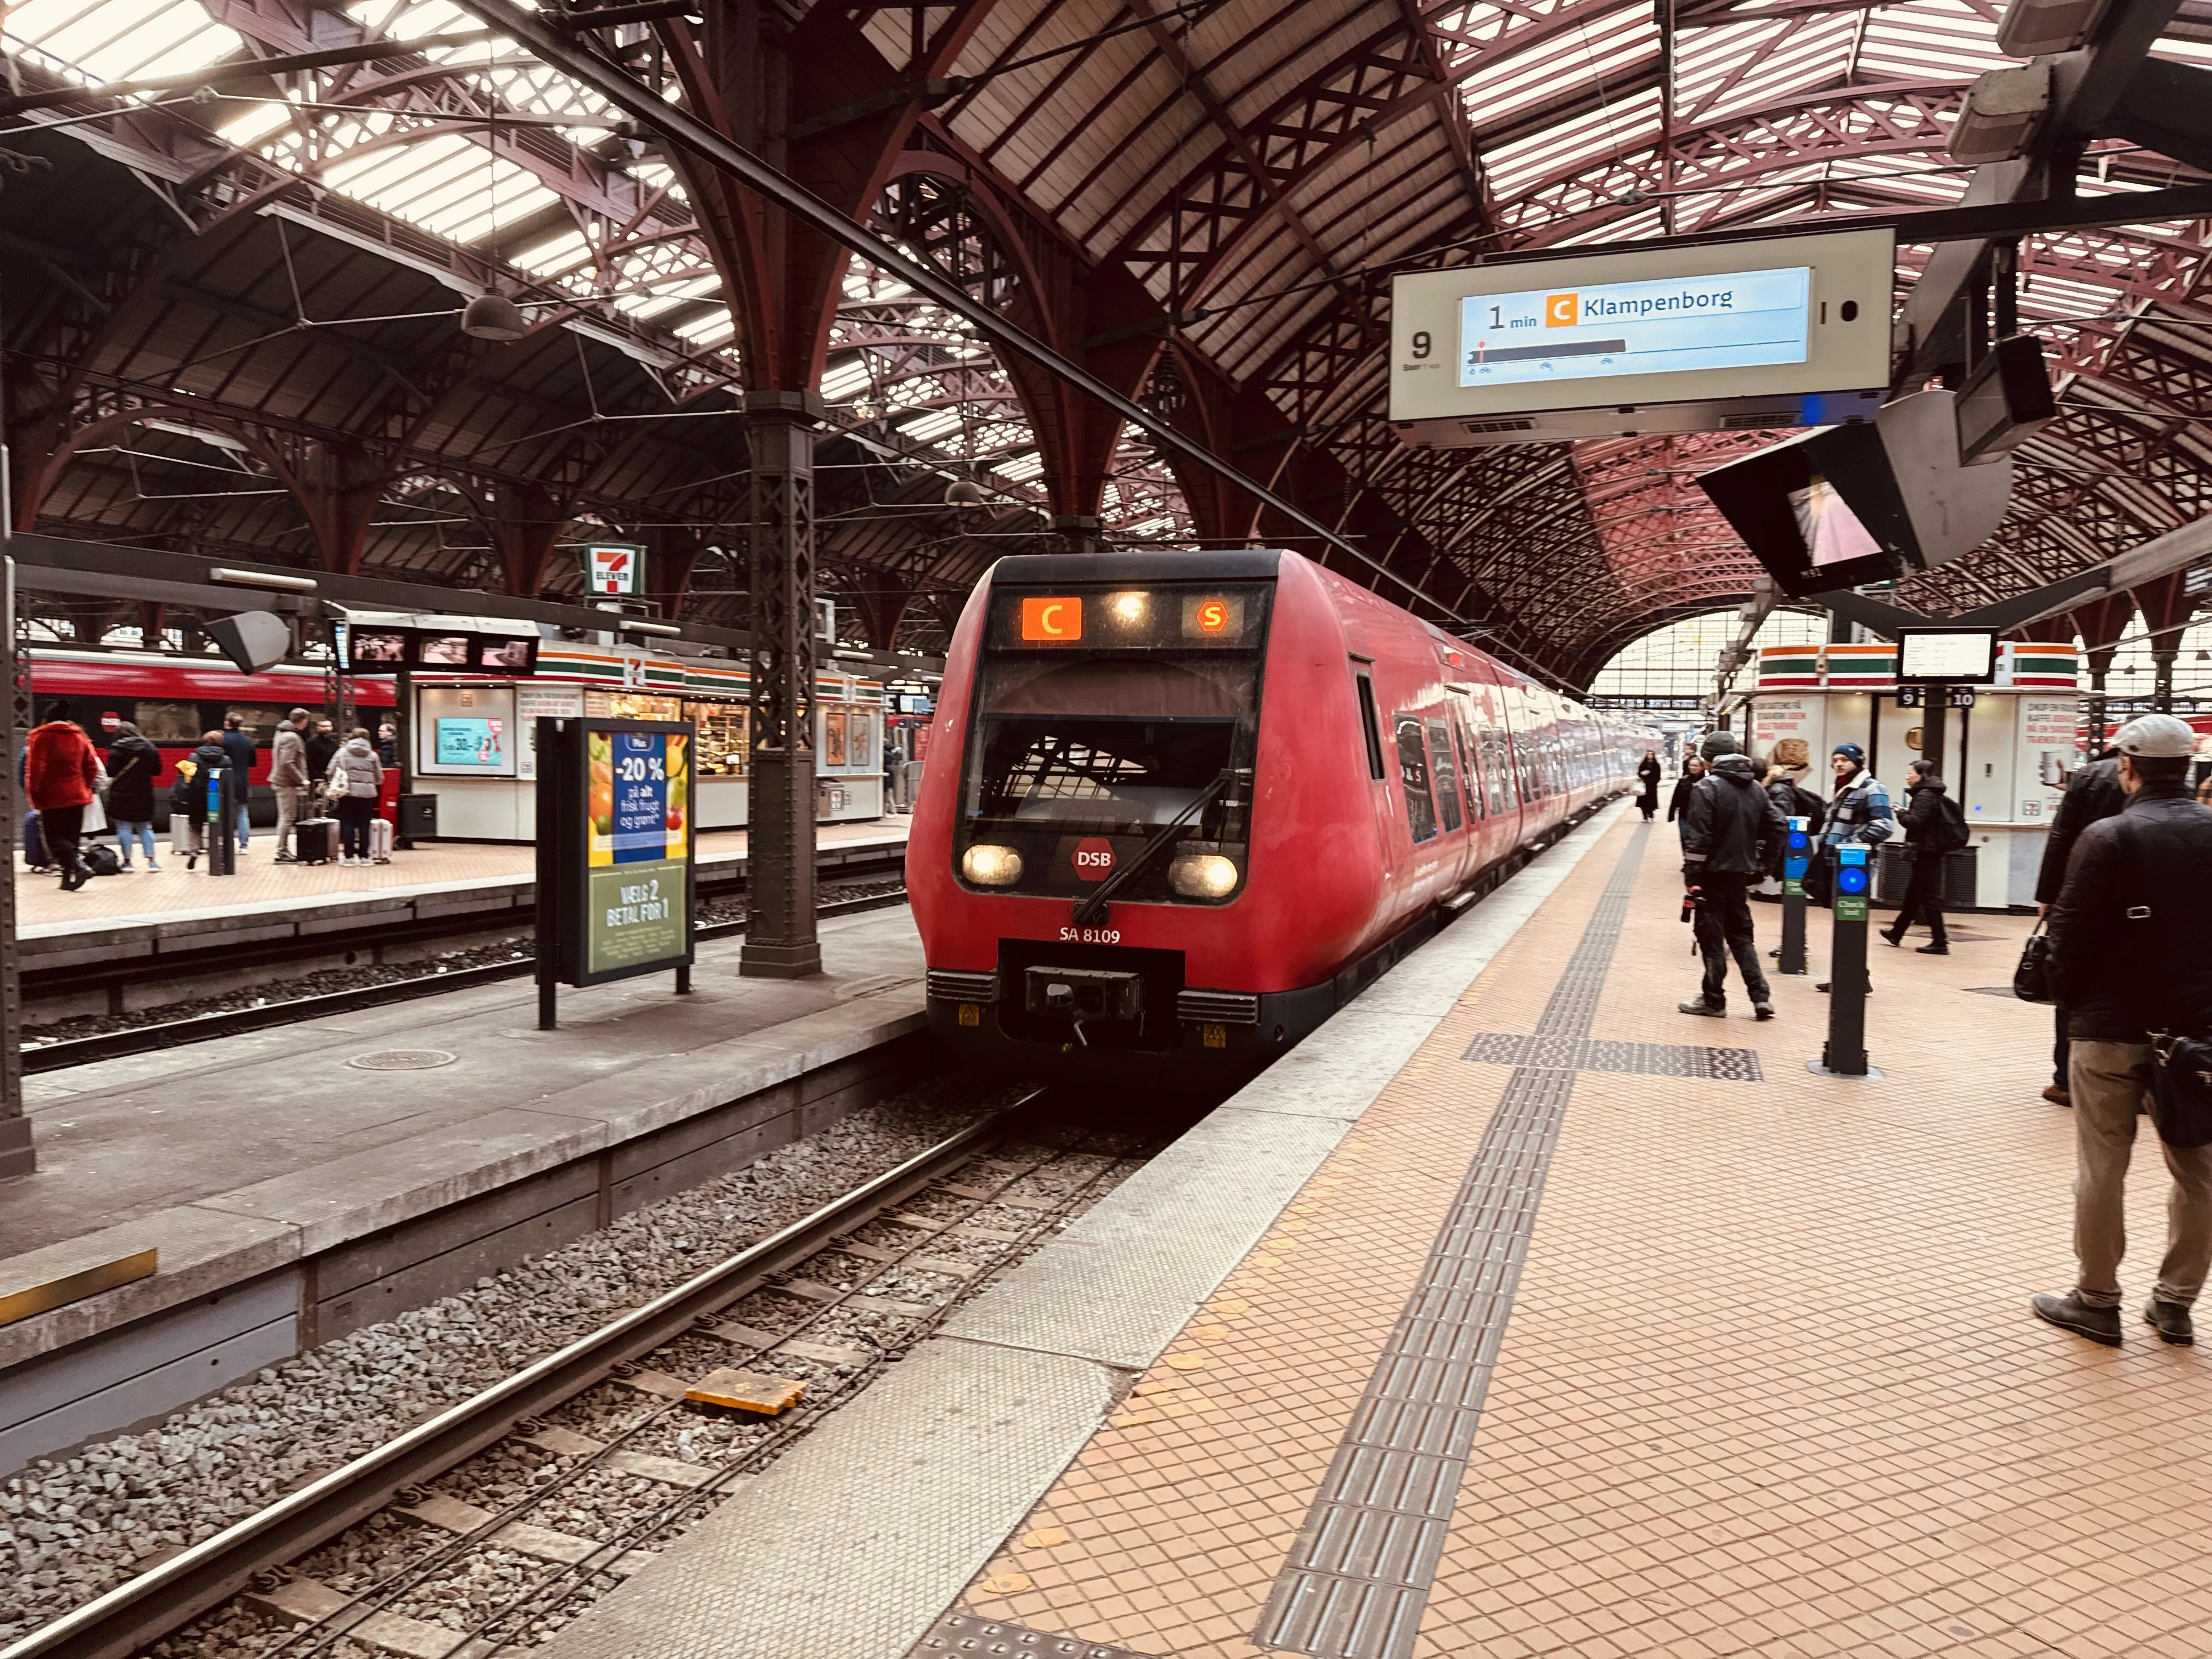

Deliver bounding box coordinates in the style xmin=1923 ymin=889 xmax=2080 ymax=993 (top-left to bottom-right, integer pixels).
xmin=1460 ymin=1032 xmax=1764 ymax=1081
xmin=1256 ymin=821 xmax=1651 ymax=1659
xmin=346 ymin=1049 xmax=459 ymax=1071
xmin=911 ymin=1612 xmax=1161 ymax=1657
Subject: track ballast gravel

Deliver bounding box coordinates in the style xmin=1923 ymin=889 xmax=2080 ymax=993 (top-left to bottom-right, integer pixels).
xmin=0 ymin=1078 xmax=1010 ymax=1647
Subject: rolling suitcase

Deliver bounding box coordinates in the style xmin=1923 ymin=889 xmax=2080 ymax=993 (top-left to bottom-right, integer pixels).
xmin=369 ymin=816 xmax=394 ymax=864
xmin=21 ymin=810 xmax=46 ymax=870
xmin=294 ymin=817 xmax=336 ymax=865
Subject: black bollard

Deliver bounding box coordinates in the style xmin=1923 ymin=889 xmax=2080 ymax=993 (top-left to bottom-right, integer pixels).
xmin=210 ymin=765 xmax=236 ymax=877
xmin=1812 ymin=843 xmax=1880 ymax=1078
xmin=1778 ymin=815 xmax=1810 ymax=975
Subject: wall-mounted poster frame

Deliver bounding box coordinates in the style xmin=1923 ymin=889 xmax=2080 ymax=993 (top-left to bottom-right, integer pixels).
xmin=534 ymin=716 xmax=696 ymax=1026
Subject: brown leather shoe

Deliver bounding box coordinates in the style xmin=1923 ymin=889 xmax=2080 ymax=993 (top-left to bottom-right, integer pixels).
xmin=2042 ymin=1085 xmax=2072 ymax=1108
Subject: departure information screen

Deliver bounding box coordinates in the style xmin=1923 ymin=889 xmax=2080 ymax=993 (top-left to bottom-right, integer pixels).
xmin=1458 ymin=267 xmax=1812 ymax=389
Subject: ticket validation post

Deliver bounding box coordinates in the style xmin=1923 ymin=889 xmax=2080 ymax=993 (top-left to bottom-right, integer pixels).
xmin=1812 ymin=843 xmax=1880 ymax=1080
xmin=534 ymin=718 xmax=696 ymax=1030
xmin=1778 ymin=816 xmax=1810 ymax=975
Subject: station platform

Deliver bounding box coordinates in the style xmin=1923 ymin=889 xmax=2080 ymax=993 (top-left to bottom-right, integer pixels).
xmin=14 ymin=818 xmax=909 ymax=927
xmin=0 ymin=905 xmax=927 ymax=1476
xmin=528 ymin=804 xmax=2209 ymax=1659
xmin=15 ymin=819 xmax=909 ymax=1018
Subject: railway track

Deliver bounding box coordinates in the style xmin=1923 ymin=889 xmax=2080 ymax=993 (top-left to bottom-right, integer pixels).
xmin=21 ymin=888 xmax=909 ymax=1074
xmin=3 ymin=1092 xmax=1147 ymax=1659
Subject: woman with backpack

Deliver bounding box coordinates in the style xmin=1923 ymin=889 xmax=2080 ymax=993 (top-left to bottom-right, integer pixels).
xmin=1883 ymin=759 xmax=1965 ymax=954
xmin=105 ymin=721 xmax=163 ymax=871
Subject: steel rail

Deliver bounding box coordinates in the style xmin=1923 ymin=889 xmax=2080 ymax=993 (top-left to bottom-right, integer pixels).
xmin=0 ymin=1097 xmax=1043 ymax=1659
xmin=452 ymin=0 xmax=1474 ymax=631
xmin=21 ymin=888 xmax=908 ymax=1073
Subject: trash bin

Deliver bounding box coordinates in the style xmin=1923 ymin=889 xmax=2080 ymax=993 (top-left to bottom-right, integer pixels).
xmin=399 ymin=792 xmax=437 ymax=841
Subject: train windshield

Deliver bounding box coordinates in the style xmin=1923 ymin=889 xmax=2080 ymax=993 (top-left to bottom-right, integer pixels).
xmin=967 ymin=658 xmax=1253 ymax=834
xmin=957 ymin=583 xmax=1272 ymax=894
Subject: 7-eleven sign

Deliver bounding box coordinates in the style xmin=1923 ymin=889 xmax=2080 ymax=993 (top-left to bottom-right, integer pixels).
xmin=585 ymin=541 xmax=646 ymax=596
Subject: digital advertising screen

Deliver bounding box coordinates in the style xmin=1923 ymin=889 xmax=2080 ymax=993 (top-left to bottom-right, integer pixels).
xmin=348 ymin=628 xmax=410 ymax=669
xmin=1457 ymin=267 xmax=1810 ymax=390
xmin=415 ymin=685 xmax=518 ymax=776
xmin=474 ymin=635 xmax=539 ymax=673
xmin=435 ymin=716 xmax=506 ymax=769
xmin=1788 ymin=476 xmax=1882 ymax=570
xmin=583 ymin=724 xmax=693 ymax=980
xmin=413 ymin=632 xmax=475 ymax=668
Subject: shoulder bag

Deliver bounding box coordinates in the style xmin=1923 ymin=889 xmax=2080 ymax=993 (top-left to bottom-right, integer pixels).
xmin=2149 ymin=1032 xmax=2212 ymax=1148
xmin=2013 ymin=917 xmax=2053 ymax=1003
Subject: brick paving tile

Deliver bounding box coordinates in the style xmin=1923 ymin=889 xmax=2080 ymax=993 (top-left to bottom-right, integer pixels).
xmin=939 ymin=813 xmax=2212 ymax=1658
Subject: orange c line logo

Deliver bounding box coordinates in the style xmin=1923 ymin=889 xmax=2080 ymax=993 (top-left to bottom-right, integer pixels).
xmin=1020 ymin=596 xmax=1082 ymax=641
xmin=1545 ymin=293 xmax=1578 ymax=327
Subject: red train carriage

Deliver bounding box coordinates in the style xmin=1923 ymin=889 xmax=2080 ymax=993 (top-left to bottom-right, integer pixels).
xmin=907 ymin=549 xmax=1649 ymax=1087
xmin=24 ymin=648 xmax=397 ymax=825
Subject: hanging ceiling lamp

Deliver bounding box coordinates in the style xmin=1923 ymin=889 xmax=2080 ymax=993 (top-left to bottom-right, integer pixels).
xmin=944 ymin=478 xmax=986 ymax=509
xmin=461 ymin=292 xmax=529 ymax=342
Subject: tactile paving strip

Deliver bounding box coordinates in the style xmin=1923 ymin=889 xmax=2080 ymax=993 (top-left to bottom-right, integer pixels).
xmin=911 ymin=1611 xmax=1161 ymax=1656
xmin=1255 ymin=822 xmax=1651 ymax=1659
xmin=1459 ymin=1031 xmax=1764 ymax=1081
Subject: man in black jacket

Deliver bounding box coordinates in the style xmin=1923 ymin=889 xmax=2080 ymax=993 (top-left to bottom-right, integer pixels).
xmin=2034 ymin=753 xmax=2128 ymax=1107
xmin=2033 ymin=715 xmax=2212 ymax=1348
xmin=1679 ymin=739 xmax=1788 ymax=1020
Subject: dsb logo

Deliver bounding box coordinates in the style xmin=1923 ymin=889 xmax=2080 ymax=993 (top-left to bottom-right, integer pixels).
xmin=1073 ymin=837 xmax=1115 ymax=881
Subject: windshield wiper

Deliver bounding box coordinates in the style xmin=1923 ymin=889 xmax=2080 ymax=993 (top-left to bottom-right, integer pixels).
xmin=1070 ymin=769 xmax=1234 ymax=928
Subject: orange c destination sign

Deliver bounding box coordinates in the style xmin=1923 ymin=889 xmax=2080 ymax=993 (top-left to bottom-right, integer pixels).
xmin=1020 ymin=595 xmax=1082 ymax=641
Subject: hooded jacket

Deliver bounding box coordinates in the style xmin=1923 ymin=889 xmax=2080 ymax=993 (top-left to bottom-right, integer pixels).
xmin=24 ymin=721 xmax=98 ymax=811
xmin=327 ymin=736 xmax=383 ymax=800
xmin=1681 ymin=753 xmax=1788 ymax=877
xmin=2034 ymin=757 xmax=2126 ymax=906
xmin=104 ymin=734 xmax=162 ymax=823
xmin=2049 ymin=783 xmax=2212 ymax=1041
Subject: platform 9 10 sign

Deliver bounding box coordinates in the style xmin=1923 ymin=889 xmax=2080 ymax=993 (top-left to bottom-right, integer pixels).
xmin=534 ymin=717 xmax=696 ymax=1023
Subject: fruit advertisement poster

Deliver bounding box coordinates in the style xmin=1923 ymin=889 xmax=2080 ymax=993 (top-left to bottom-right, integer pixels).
xmin=575 ymin=722 xmax=694 ymax=982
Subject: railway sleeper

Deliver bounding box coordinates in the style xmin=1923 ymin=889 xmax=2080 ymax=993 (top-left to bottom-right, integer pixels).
xmin=397 ymin=1492 xmax=660 ymax=1575
xmin=518 ymin=1425 xmax=719 ymax=1488
xmin=243 ymin=1576 xmax=473 ymax=1659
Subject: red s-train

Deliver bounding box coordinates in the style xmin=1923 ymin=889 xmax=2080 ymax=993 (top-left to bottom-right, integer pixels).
xmin=907 ymin=549 xmax=1650 ymax=1085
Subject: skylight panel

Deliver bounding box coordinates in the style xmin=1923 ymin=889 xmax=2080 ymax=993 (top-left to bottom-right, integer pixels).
xmin=994 ymin=452 xmax=1045 ymax=483
xmin=319 ymin=132 xmax=560 ymax=247
xmin=514 ymin=228 xmax=592 ymax=279
xmin=618 ymin=276 xmax=721 ymax=320
xmin=217 ymin=99 xmax=296 ymax=148
xmin=821 ymin=357 xmax=873 ymax=400
xmin=673 ymin=312 xmax=735 ymax=348
xmin=8 ymin=0 xmax=241 ymax=87
xmin=898 ymin=410 xmax=963 ymax=442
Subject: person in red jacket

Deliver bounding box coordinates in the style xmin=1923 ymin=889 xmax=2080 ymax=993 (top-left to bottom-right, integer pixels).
xmin=25 ymin=701 xmax=99 ymax=890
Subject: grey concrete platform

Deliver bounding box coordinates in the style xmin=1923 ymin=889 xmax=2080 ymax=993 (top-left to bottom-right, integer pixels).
xmin=20 ymin=825 xmax=910 ymax=1017
xmin=0 ymin=905 xmax=928 ymax=1476
xmin=526 ymin=803 xmax=1630 ymax=1659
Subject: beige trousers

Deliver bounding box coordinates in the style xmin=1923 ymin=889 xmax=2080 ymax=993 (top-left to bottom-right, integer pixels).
xmin=272 ymin=784 xmax=304 ymax=858
xmin=2072 ymin=1039 xmax=2212 ymax=1308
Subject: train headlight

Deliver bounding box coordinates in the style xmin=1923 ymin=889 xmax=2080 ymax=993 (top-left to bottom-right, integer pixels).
xmin=961 ymin=844 xmax=1024 ymax=886
xmin=1169 ymin=854 xmax=1239 ymax=899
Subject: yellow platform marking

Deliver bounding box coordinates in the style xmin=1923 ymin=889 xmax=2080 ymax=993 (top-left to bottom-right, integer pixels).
xmin=0 ymin=1248 xmax=156 ymax=1328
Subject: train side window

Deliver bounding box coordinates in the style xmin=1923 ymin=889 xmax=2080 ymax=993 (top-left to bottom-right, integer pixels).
xmin=1394 ymin=714 xmax=1438 ymax=842
xmin=1353 ymin=672 xmax=1386 ymax=780
xmin=1451 ymin=708 xmax=1485 ymax=820
xmin=133 ymin=701 xmax=200 ymax=743
xmin=1425 ymin=717 xmax=1463 ymax=833
xmin=1481 ymin=727 xmax=1510 ymax=814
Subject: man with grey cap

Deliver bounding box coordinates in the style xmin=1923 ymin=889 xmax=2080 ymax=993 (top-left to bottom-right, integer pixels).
xmin=2035 ymin=713 xmax=2212 ymax=1348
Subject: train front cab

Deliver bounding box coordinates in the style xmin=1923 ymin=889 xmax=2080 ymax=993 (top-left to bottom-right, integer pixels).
xmin=910 ymin=550 xmax=1397 ymax=1089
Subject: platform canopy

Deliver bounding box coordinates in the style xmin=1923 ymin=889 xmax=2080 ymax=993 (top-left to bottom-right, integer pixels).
xmin=2 ymin=0 xmax=2207 ymax=685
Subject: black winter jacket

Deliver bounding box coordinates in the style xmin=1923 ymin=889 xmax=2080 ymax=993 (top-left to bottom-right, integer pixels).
xmin=1635 ymin=758 xmax=1662 ymax=805
xmin=2049 ymin=785 xmax=2212 ymax=1041
xmin=1681 ymin=754 xmax=1788 ymax=877
xmin=104 ymin=735 xmax=161 ymax=823
xmin=1666 ymin=774 xmax=1702 ymax=822
xmin=2034 ymin=757 xmax=2126 ymax=905
xmin=1899 ymin=777 xmax=1962 ymax=848
xmin=171 ymin=742 xmax=242 ymax=815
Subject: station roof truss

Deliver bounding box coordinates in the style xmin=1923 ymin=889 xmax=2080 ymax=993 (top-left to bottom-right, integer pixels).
xmin=2 ymin=0 xmax=2208 ymax=680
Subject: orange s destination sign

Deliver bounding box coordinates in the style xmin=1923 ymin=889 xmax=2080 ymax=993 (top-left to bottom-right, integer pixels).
xmin=1020 ymin=596 xmax=1082 ymax=642
xmin=1545 ymin=293 xmax=1579 ymax=327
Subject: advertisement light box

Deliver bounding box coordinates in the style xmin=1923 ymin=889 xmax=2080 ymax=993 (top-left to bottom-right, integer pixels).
xmin=1390 ymin=228 xmax=1895 ymax=448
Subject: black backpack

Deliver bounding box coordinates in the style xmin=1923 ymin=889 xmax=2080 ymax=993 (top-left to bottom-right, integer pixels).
xmin=83 ymin=842 xmax=121 ymax=876
xmin=1925 ymin=792 xmax=1969 ymax=853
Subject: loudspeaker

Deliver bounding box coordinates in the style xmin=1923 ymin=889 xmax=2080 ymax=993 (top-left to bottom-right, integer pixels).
xmin=204 ymin=610 xmax=293 ymax=673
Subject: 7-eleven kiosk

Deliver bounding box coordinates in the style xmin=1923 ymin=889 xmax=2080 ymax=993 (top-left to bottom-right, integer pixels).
xmin=1745 ymin=640 xmax=2080 ymax=909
